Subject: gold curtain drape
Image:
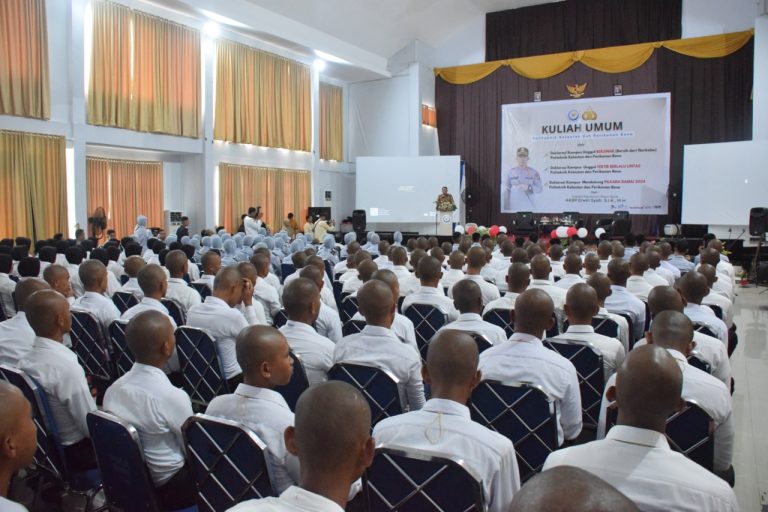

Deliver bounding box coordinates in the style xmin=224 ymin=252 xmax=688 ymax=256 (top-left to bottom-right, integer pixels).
xmin=0 ymin=130 xmax=66 ymax=240
xmin=218 ymin=163 xmax=311 ymax=233
xmin=0 ymin=0 xmax=50 ymax=119
xmin=435 ymin=29 xmax=755 ymax=84
xmin=320 ymin=82 xmax=343 ymax=161
xmin=86 ymin=157 xmax=163 ymax=238
xmin=87 ymin=0 xmax=200 ymax=137
xmin=214 ymin=39 xmax=311 ymax=151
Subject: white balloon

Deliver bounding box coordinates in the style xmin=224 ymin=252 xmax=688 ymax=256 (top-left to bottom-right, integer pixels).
xmin=595 ymin=227 xmax=606 ymax=237
xmin=577 ymin=227 xmax=588 ymax=238
xmin=455 ymin=225 xmax=465 ymax=234
xmin=555 ymin=226 xmax=569 ymax=238
xmin=499 ymin=226 xmax=508 ymax=233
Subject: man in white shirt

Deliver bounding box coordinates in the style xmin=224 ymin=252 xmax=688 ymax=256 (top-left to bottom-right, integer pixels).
xmin=0 ymin=279 xmax=49 ymax=365
xmin=483 ymin=262 xmax=529 ymax=315
xmin=448 ymin=247 xmax=500 ymax=306
xmin=374 ymin=330 xmax=520 ymax=511
xmin=279 ymin=278 xmax=335 ymax=385
xmin=440 ymin=251 xmax=466 ymax=291
xmin=250 ymin=253 xmax=282 ymax=323
xmin=235 ymin=263 xmax=269 ymax=326
xmin=119 ymin=255 xmax=147 ymax=298
xmin=42 ymin=264 xmax=75 ymax=305
xmin=669 ymin=239 xmax=695 ymax=273
xmin=625 ymin=253 xmax=655 ymax=302
xmin=207 ymin=325 xmax=299 ymax=494
xmin=299 ymin=266 xmax=343 ymax=343
xmin=187 ymin=267 xmax=261 ymax=388
xmin=333 ymin=241 xmax=360 ymax=276
xmin=103 ymin=311 xmax=196 ymax=510
xmin=586 ymin=273 xmax=631 ymax=352
xmin=243 ymin=207 xmax=261 ymax=236
xmin=357 ymin=269 xmax=419 ymax=351
xmin=699 ymin=248 xmax=735 ymax=301
xmin=657 ymin=241 xmax=682 ymax=280
xmin=341 ymin=258 xmax=375 ymax=295
xmin=544 ymin=344 xmax=738 ymax=512
xmin=120 ymin=264 xmax=177 ymax=326
xmin=596 ymin=241 xmax=612 ymax=274
xmin=18 ymin=290 xmax=98 ymax=471
xmin=438 ymin=280 xmax=507 ymax=346
xmin=312 ymin=214 xmax=334 ymax=243
xmin=164 ymin=249 xmax=202 ymax=314
xmin=337 ymin=249 xmax=362 ymax=284
xmin=228 ymin=381 xmax=374 ymax=512
xmin=0 ymin=255 xmax=18 ymax=317
xmin=646 ymin=249 xmax=674 ymax=286
xmin=699 ymin=264 xmax=734 ymax=329
xmin=677 ymin=271 xmax=728 ymax=344
xmin=403 ymin=256 xmax=459 ymax=323
xmin=581 ymin=253 xmax=602 ymax=279
xmin=526 ymin=255 xmax=566 ymax=326
xmin=479 ymin=289 xmax=582 ymax=445
xmin=388 ymin=247 xmax=417 ymax=297
xmin=192 ymin=251 xmax=222 ymax=291
xmin=0 ymin=381 xmax=38 ymax=511
xmin=555 ymin=253 xmax=585 ymax=290
xmin=551 ymin=284 xmax=625 ymax=382
xmin=604 ymin=258 xmax=646 ymax=343
xmin=71 ymin=260 xmax=122 ymax=338
xmin=334 ymin=280 xmax=425 ymax=411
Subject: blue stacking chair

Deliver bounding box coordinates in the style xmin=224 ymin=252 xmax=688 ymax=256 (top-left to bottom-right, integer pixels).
xmin=467 ymin=332 xmax=493 ymax=354
xmin=70 ymin=311 xmax=114 ymax=402
xmin=332 ymin=280 xmax=344 ymax=310
xmin=87 ymin=411 xmax=197 ymax=512
xmin=329 ymin=362 xmax=402 ymax=427
xmin=544 ymin=339 xmax=604 ymax=431
xmin=323 ymin=260 xmax=334 ymax=283
xmin=272 ymin=309 xmax=289 ymax=328
xmin=280 ymin=263 xmax=295 ymax=284
xmin=402 ymin=304 xmax=448 ymax=361
xmin=108 ymin=320 xmax=135 ymax=378
xmin=183 ymin=414 xmax=274 ymax=512
xmin=175 ymin=327 xmax=229 ymax=408
xmin=190 ymin=283 xmax=212 ymax=301
xmin=364 ymin=446 xmax=485 ymax=512
xmin=273 ymin=351 xmax=310 ymax=411
xmin=161 ymin=298 xmax=187 ymax=326
xmin=687 ymin=352 xmax=712 ymax=374
xmin=120 ymin=274 xmax=130 ymax=285
xmin=707 ymin=304 xmax=724 ymax=320
xmin=618 ymin=313 xmax=635 ymax=349
xmin=342 ymin=319 xmax=367 ymax=337
xmin=694 ymin=323 xmax=718 ymax=339
xmin=483 ymin=309 xmax=514 ymax=338
xmin=469 ymin=380 xmax=558 ymax=482
xmin=0 ymin=365 xmax=102 ymax=508
xmin=340 ymin=295 xmax=359 ymax=323
xmin=563 ymin=316 xmax=621 ymax=340
xmin=113 ymin=291 xmax=139 ymax=314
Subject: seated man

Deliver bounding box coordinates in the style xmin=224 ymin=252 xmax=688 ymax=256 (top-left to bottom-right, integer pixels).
xmin=334 ymin=280 xmax=425 ymax=411
xmin=402 ymin=256 xmax=459 ymax=322
xmin=206 ymin=325 xmax=299 ymax=494
xmin=604 ymin=258 xmax=646 ymax=343
xmin=448 ymin=247 xmax=500 ymax=306
xmin=119 ymin=255 xmax=146 ymax=298
xmin=699 ymin=248 xmax=734 ymax=300
xmin=388 ymin=246 xmax=421 ymax=297
xmin=374 ymin=330 xmax=519 ymax=511
xmin=625 ymin=253 xmax=655 ymax=302
xmin=355 ymin=269 xmax=418 ymax=351
xmin=438 ymin=280 xmax=507 ymax=346
xmin=554 ymin=253 xmax=585 ymax=290
xmin=338 ymin=248 xmax=362 ymax=284
xmin=64 ymin=246 xmax=86 ymax=297
xmin=669 ymin=239 xmax=695 ymax=273
xmin=42 ymin=264 xmax=75 ymax=305
xmin=234 ymin=263 xmax=269 ymax=326
xmin=120 ymin=264 xmax=177 ymax=328
xmin=548 ymin=244 xmax=565 ymax=279
xmin=192 ymin=251 xmax=221 ymax=290
xmin=526 ymin=255 xmax=567 ymax=324
xmin=0 ymin=381 xmax=38 ymax=511
xmin=333 ymin=240 xmax=359 ymax=275
xmin=581 ymin=253 xmax=601 ymax=279
xmin=646 ymin=248 xmax=674 ymax=286
xmin=484 ymin=262 xmax=530 ymax=315
xmin=657 ymin=241 xmax=681 ymax=280
xmin=0 ymin=279 xmax=49 ymax=365
xmin=440 ymin=251 xmax=466 ymax=291
xmin=249 ymin=254 xmax=281 ymax=324
xmin=0 ymin=254 xmax=17 ymax=316
xmin=164 ymin=249 xmax=202 ymax=314
xmin=677 ymin=271 xmax=728 ymax=344
xmin=479 ymin=289 xmax=582 ymax=445
xmin=344 ymin=259 xmax=377 ymax=297
xmin=546 ymin=344 xmax=737 ymax=511
xmin=550 ymin=284 xmax=625 ymax=382
xmin=299 ymin=266 xmax=342 ymax=343
xmin=71 ymin=260 xmax=122 ymax=338
xmin=279 ymin=278 xmax=335 ymax=385
xmin=596 ymin=241 xmax=613 ymax=274
xmin=103 ymin=311 xmax=196 ymax=510
xmin=586 ymin=273 xmax=630 ymax=352
xmin=698 ymin=263 xmax=734 ymax=329
xmin=18 ymin=290 xmax=97 ymax=471
xmin=187 ymin=267 xmax=258 ymax=388
xmin=229 ymin=382 xmax=374 ymax=511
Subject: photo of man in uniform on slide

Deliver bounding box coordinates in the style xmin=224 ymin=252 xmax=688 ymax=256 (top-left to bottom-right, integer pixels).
xmin=502 ymin=147 xmax=542 ymax=211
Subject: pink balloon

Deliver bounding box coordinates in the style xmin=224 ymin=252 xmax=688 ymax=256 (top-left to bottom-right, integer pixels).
xmin=567 ymin=226 xmax=578 ymax=237
xmin=466 ymin=225 xmax=476 ymax=235
xmin=550 ymin=229 xmax=558 ymax=239
xmin=489 ymin=225 xmax=500 ymax=237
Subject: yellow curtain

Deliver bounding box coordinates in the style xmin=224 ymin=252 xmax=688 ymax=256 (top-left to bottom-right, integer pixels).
xmin=0 ymin=0 xmax=50 ymax=119
xmin=214 ymin=39 xmax=311 ymax=151
xmin=0 ymin=130 xmax=66 ymax=240
xmin=86 ymin=157 xmax=163 ymax=238
xmin=218 ymin=163 xmax=310 ymax=233
xmin=87 ymin=0 xmax=200 ymax=137
xmin=320 ymin=82 xmax=343 ymax=161
xmin=435 ymin=29 xmax=755 ymax=84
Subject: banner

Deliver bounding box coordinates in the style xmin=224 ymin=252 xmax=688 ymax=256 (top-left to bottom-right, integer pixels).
xmin=500 ymin=93 xmax=670 ymax=214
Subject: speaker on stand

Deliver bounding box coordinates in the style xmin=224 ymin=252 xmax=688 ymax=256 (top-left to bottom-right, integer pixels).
xmin=352 ymin=210 xmax=366 ymax=234
xmin=748 ymin=207 xmax=768 ymax=289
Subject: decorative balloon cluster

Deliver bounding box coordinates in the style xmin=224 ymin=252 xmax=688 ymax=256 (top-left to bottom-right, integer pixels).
xmin=455 ymin=224 xmax=508 ymax=236
xmin=549 ymin=226 xmax=589 ymax=239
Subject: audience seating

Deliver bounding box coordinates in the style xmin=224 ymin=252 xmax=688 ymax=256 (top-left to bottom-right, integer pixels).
xmin=402 ymin=304 xmax=448 ymax=361
xmin=273 ymin=351 xmax=309 ymax=411
xmin=175 ymin=327 xmax=230 ymax=409
xmin=190 ymin=283 xmax=212 ymax=301
xmin=328 ymin=362 xmax=402 ymax=427
xmin=467 ymin=332 xmax=493 ymax=354
xmin=70 ymin=311 xmax=114 ymax=401
xmin=108 ymin=320 xmax=135 ymax=378
xmin=483 ymin=309 xmax=514 ymax=338
xmin=693 ymin=323 xmax=718 ymax=339
xmin=332 ymin=280 xmax=344 ymax=310
xmin=618 ymin=314 xmax=635 ymax=349
xmin=280 ymin=263 xmax=295 ymax=284
xmin=119 ymin=275 xmax=129 ymax=286
xmin=364 ymin=446 xmax=485 ymax=512
xmin=340 ymin=295 xmax=359 ymax=323
xmin=563 ymin=317 xmax=620 ymax=339
xmin=272 ymin=309 xmax=289 ymax=329
xmin=113 ymin=291 xmax=140 ymax=314
xmin=161 ymin=298 xmax=186 ymax=326
xmin=469 ymin=380 xmax=558 ymax=483
xmin=183 ymin=414 xmax=274 ymax=511
xmin=341 ymin=319 xmax=366 ymax=337
xmin=707 ymin=305 xmax=724 ymax=320
xmin=687 ymin=352 xmax=713 ymax=374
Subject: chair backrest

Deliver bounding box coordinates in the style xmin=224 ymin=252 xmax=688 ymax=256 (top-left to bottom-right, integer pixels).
xmin=467 ymin=332 xmax=493 ymax=354
xmin=273 ymin=351 xmax=310 ymax=411
xmin=120 ymin=274 xmax=129 ymax=285
xmin=483 ymin=309 xmax=514 ymax=338
xmin=70 ymin=311 xmax=113 ymax=382
xmin=365 ymin=445 xmax=485 ymax=512
xmin=332 ymin=280 xmax=344 ymax=310
xmin=687 ymin=352 xmax=712 ymax=374
xmin=190 ymin=283 xmax=212 ymax=301
xmin=328 ymin=362 xmax=402 ymax=427
xmin=543 ymin=339 xmax=604 ymax=429
xmin=272 ymin=309 xmax=289 ymax=328
xmin=469 ymin=380 xmax=558 ymax=482
xmin=175 ymin=327 xmax=229 ymax=407
xmin=402 ymin=303 xmax=448 ymax=361
xmin=108 ymin=320 xmax=134 ymax=378
xmin=113 ymin=291 xmax=140 ymax=314
xmin=643 ymin=301 xmax=651 ymax=333
xmin=592 ymin=316 xmax=620 ymax=339
xmin=340 ymin=295 xmax=359 ymax=323
xmin=280 ymin=263 xmax=295 ymax=284
xmin=161 ymin=298 xmax=186 ymax=326
xmin=693 ymin=323 xmax=717 ymax=339
xmin=86 ymin=411 xmax=161 ymax=512
xmin=323 ymin=259 xmax=333 ymax=283
xmin=0 ymin=365 xmax=65 ymax=480
xmin=397 ymin=295 xmax=405 ymax=314
xmin=617 ymin=313 xmax=635 ymax=349
xmin=183 ymin=414 xmax=274 ymax=511
xmin=545 ymin=313 xmax=559 ymax=339
xmin=707 ymin=304 xmax=724 ymax=320
xmin=342 ymin=319 xmax=367 ymax=337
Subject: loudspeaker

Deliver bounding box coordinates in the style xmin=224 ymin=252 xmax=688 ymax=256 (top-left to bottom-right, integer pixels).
xmin=613 ymin=211 xmax=630 ymax=220
xmin=749 ymin=207 xmax=768 ymax=236
xmin=352 ymin=210 xmax=366 ymax=232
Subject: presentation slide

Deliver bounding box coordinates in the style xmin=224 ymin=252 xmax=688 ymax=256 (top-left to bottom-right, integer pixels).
xmin=500 ymin=93 xmax=671 ymax=214
xmin=682 ymin=140 xmax=768 ymax=226
xmin=356 ymin=156 xmax=462 ymax=224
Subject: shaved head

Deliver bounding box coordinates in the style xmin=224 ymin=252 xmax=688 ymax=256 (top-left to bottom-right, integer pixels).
xmin=530 ymin=254 xmax=551 ymax=280
xmin=699 ymin=248 xmax=720 ymax=267
xmin=124 ymin=255 xmax=146 ymax=278
xmin=448 ymin=251 xmax=465 ymax=270
xmin=583 ymin=253 xmax=600 ymax=274
xmin=607 ymin=258 xmax=630 ymax=286
xmin=452 ymin=279 xmax=483 ymax=314
xmin=250 ymin=253 xmax=271 ymax=276
xmin=165 ymin=249 xmax=188 ymax=277
xmin=514 ymin=289 xmax=554 ymax=336
xmin=676 ymin=271 xmax=709 ymax=304
xmin=79 ymin=259 xmax=108 ymax=290
xmin=466 ymin=247 xmax=486 ymax=269
xmin=0 ymin=381 xmax=37 ymax=472
xmin=390 ymin=246 xmax=408 ymax=266
xmin=512 ymin=466 xmax=638 ymax=512
xmin=357 ymin=280 xmax=394 ymax=325
xmin=648 ymin=310 xmax=694 ymax=353
xmin=299 ymin=265 xmax=324 ymax=288
xmin=565 ymin=283 xmax=599 ymax=323
xmin=697 ymin=263 xmax=717 ymax=288
xmin=282 ymin=278 xmax=320 ymax=322
xmin=586 ymin=273 xmax=612 ymax=304
xmin=213 ymin=266 xmax=243 ymax=292
xmin=126 ymin=310 xmax=175 ymax=364
xmin=356 ymin=260 xmax=378 ymax=283
xmin=13 ymin=278 xmax=50 ymax=312
xmin=238 ymin=261 xmax=258 ymax=285
xmin=371 ymin=269 xmax=399 ymax=304
xmin=426 ymin=330 xmax=479 ymax=390
xmin=647 ymin=286 xmax=684 ymax=317
xmin=506 ymin=262 xmax=531 ymax=293
xmin=417 ymin=256 xmax=443 ymax=283
xmin=137 ymin=264 xmax=167 ymax=296
xmin=597 ymin=241 xmax=613 ymax=259
xmin=236 ymin=325 xmax=293 ymax=387
xmin=563 ymin=253 xmax=582 ymax=275
xmin=629 ymin=253 xmax=649 ymax=275
xmin=25 ymin=289 xmax=70 ymax=339
xmin=201 ymin=251 xmax=221 ymax=275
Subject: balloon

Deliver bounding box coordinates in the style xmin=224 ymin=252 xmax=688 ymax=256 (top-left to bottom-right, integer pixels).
xmin=489 ymin=225 xmax=500 ymax=237
xmin=466 ymin=225 xmax=476 ymax=235
xmin=454 ymin=225 xmax=465 ymax=234
xmin=577 ymin=227 xmax=588 ymax=238
xmin=595 ymin=227 xmax=606 ymax=237
xmin=550 ymin=229 xmax=558 ymax=239
xmin=567 ymin=226 xmax=578 ymax=237
xmin=556 ymin=226 xmax=568 ymax=238
xmin=499 ymin=226 xmax=507 ymax=233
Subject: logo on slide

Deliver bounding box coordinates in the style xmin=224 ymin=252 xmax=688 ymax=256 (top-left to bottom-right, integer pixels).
xmin=567 ymin=110 xmax=580 ymax=121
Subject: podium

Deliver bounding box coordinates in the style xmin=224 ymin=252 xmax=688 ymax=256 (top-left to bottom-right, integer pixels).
xmin=436 ymin=210 xmax=455 ymax=236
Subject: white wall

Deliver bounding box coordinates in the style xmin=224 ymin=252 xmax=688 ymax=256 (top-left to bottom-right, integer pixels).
xmin=348 ymin=75 xmax=411 ymax=160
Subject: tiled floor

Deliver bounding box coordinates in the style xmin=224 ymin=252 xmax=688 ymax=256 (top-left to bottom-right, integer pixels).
xmin=730 ymin=285 xmax=768 ymax=511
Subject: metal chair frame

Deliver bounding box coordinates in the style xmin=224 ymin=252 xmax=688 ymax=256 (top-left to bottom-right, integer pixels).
xmin=402 ymin=303 xmax=448 ymax=361
xmin=483 ymin=309 xmax=514 ymax=338
xmin=161 ymin=297 xmax=187 ymax=326
xmin=273 ymin=351 xmax=310 ymax=411
xmin=108 ymin=320 xmax=134 ymax=378
xmin=175 ymin=327 xmax=230 ymax=408
xmin=329 ymin=362 xmax=402 ymax=426
xmin=113 ymin=291 xmax=139 ymax=314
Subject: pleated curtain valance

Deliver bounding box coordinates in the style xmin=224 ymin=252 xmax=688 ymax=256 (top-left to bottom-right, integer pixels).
xmin=435 ymin=29 xmax=754 ymax=85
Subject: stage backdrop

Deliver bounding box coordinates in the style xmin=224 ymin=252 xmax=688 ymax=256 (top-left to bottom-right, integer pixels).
xmin=500 ymin=94 xmax=670 ymax=215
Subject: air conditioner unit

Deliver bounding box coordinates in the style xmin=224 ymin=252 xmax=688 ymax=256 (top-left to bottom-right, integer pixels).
xmin=164 ymin=210 xmax=183 ymax=233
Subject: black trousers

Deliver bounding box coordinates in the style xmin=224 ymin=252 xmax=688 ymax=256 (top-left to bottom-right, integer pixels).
xmin=63 ymin=437 xmax=98 ymax=472
xmin=155 ymin=464 xmax=197 ymax=510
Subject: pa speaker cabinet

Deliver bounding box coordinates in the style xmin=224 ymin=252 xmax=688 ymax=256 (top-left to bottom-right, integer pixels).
xmin=749 ymin=207 xmax=768 ymax=236
xmin=352 ymin=210 xmax=366 ymax=232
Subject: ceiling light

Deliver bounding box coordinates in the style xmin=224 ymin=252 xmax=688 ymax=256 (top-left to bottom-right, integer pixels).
xmin=313 ymin=59 xmax=327 ymax=72
xmin=203 ymin=21 xmax=220 ymax=38
xmin=314 ymin=50 xmax=349 ymax=64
